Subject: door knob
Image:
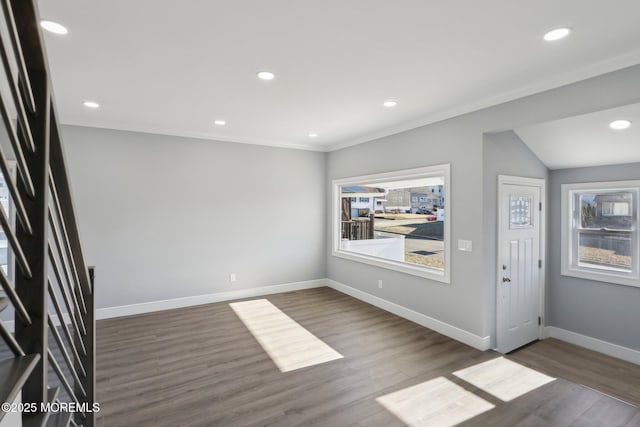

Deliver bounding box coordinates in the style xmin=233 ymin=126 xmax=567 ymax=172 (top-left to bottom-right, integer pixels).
xmin=502 ymin=277 xmax=511 ymax=283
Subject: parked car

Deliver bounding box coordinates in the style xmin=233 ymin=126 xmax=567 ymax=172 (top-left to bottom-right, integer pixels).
xmin=417 ymin=206 xmax=432 ymax=214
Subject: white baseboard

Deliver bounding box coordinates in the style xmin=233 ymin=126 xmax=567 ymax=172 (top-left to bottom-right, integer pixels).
xmin=545 ymin=326 xmax=640 ymax=366
xmin=3 ymin=319 xmax=14 ymax=334
xmin=7 ymin=279 xmax=636 ymax=367
xmin=3 ymin=313 xmax=72 ymax=335
xmin=96 ymin=279 xmax=327 ymax=320
xmin=2 ymin=279 xmax=326 ymax=331
xmin=326 ymin=279 xmax=491 ymax=351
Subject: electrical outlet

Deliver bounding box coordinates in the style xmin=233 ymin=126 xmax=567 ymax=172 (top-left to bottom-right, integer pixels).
xmin=378 ymin=280 xmax=383 ymax=289
xmin=458 ymin=239 xmax=473 ymax=252
xmin=229 ymin=273 xmax=237 ymax=282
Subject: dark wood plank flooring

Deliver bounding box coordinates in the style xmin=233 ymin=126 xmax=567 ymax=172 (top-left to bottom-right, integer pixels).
xmin=93 ymin=287 xmax=640 ymax=426
xmin=510 ymin=338 xmax=640 ymax=407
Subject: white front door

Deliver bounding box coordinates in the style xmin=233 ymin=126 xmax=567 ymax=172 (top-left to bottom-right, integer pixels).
xmin=497 ymin=177 xmax=544 ymax=353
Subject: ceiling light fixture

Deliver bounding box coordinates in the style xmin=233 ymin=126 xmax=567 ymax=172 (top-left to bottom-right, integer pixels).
xmin=308 ymin=132 xmax=318 ymax=138
xmin=82 ymin=101 xmax=100 ymax=109
xmin=609 ymin=119 xmax=632 ymax=130
xmin=543 ymin=27 xmax=571 ymax=41
xmin=257 ymin=71 xmax=275 ymax=81
xmin=40 ymin=20 xmax=68 ymax=35
xmin=214 ymin=119 xmax=226 ymax=126
xmin=383 ymin=100 xmax=398 ymax=108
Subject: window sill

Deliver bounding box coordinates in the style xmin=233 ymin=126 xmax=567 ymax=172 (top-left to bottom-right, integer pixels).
xmin=561 ymin=266 xmax=640 ymax=288
xmin=332 ymin=249 xmax=450 ymax=283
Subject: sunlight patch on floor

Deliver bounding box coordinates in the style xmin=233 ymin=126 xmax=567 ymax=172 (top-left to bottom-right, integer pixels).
xmin=453 ymin=357 xmax=555 ymax=402
xmin=229 ymin=299 xmax=343 ymax=372
xmin=376 ymin=376 xmax=495 ymax=427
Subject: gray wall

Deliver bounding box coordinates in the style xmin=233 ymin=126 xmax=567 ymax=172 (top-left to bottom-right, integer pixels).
xmin=5 ymin=65 xmax=640 ymax=354
xmin=328 ymin=121 xmax=487 ymax=336
xmin=327 ymin=64 xmax=640 ymax=342
xmin=61 ymin=126 xmax=327 ymax=310
xmin=482 ymin=131 xmax=549 ymax=346
xmin=548 ymin=163 xmax=640 ymax=351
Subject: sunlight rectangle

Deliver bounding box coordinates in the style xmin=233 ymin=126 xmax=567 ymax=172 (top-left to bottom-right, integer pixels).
xmin=453 ymin=357 xmax=555 ymax=402
xmin=229 ymin=299 xmax=343 ymax=372
xmin=376 ymin=377 xmax=495 ymax=427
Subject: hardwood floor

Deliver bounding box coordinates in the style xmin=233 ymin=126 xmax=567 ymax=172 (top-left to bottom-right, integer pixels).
xmin=91 ymin=287 xmax=639 ymax=426
xmin=509 ymin=338 xmax=640 ymax=407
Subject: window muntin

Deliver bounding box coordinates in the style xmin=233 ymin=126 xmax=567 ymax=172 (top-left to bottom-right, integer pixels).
xmin=332 ymin=165 xmax=450 ymax=283
xmin=561 ymin=181 xmax=640 ymax=287
xmin=509 ymin=196 xmax=532 ymax=228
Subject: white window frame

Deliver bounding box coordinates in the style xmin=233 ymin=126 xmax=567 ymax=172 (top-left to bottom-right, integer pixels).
xmin=0 ymin=161 xmax=16 ymax=284
xmin=332 ymin=164 xmax=451 ymax=283
xmin=561 ymin=180 xmax=640 ymax=288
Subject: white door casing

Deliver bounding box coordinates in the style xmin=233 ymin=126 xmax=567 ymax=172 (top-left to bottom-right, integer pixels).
xmin=497 ymin=176 xmax=545 ymax=354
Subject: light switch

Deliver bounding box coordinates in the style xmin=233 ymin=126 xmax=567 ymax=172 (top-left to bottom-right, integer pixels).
xmin=458 ymin=239 xmax=473 ymax=252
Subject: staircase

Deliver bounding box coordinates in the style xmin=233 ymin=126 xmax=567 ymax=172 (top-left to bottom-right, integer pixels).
xmin=0 ymin=1 xmax=95 ymax=426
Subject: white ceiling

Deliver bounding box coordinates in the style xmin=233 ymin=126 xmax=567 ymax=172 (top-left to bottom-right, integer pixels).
xmin=37 ymin=0 xmax=640 ymax=151
xmin=515 ymin=103 xmax=640 ymax=170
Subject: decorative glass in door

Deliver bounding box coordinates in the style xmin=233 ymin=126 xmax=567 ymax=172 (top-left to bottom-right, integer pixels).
xmin=510 ymin=195 xmax=532 ymax=228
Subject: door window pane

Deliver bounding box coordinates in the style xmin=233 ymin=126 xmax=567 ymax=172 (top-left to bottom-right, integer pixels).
xmin=510 ymin=196 xmax=532 ymax=227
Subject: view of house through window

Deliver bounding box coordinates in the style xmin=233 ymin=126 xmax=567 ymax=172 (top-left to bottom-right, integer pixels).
xmin=334 ymin=165 xmax=450 ymax=281
xmin=576 ymin=190 xmax=635 ymax=271
xmin=562 ymin=180 xmax=640 ymax=287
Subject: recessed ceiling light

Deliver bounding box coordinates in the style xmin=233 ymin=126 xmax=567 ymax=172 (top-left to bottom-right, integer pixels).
xmin=214 ymin=119 xmax=226 ymax=126
xmin=609 ymin=119 xmax=632 ymax=130
xmin=308 ymin=132 xmax=318 ymax=138
xmin=82 ymin=101 xmax=99 ymax=109
xmin=383 ymin=100 xmax=398 ymax=108
xmin=257 ymin=71 xmax=275 ymax=81
xmin=543 ymin=27 xmax=571 ymax=41
xmin=40 ymin=20 xmax=68 ymax=35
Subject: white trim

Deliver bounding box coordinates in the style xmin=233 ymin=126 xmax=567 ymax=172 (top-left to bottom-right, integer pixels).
xmin=332 ymin=164 xmax=451 ymax=283
xmin=6 ymin=279 xmax=490 ymax=351
xmin=4 ymin=312 xmax=72 ymax=334
xmin=62 ymin=49 xmax=640 ymax=154
xmin=64 ymin=123 xmax=330 ymax=152
xmin=545 ymin=326 xmax=640 ymax=366
xmin=4 ymin=278 xmax=491 ymax=352
xmin=327 ymin=49 xmax=640 ymax=152
xmin=496 ymin=175 xmax=546 ymax=353
xmin=561 ymin=180 xmax=640 ymax=288
xmin=326 ymin=279 xmax=490 ymax=351
xmin=4 ymin=279 xmax=327 ymax=331
xmin=3 ymin=319 xmax=13 ymax=334
xmin=96 ymin=279 xmax=326 ymax=320
xmin=3 ymin=320 xmax=13 ymax=334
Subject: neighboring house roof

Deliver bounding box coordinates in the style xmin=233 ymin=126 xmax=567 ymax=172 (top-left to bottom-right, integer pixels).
xmin=341 ymin=186 xmax=386 ymax=197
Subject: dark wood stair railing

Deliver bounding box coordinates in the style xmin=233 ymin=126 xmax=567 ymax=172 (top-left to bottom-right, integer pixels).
xmin=0 ymin=1 xmax=96 ymax=426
